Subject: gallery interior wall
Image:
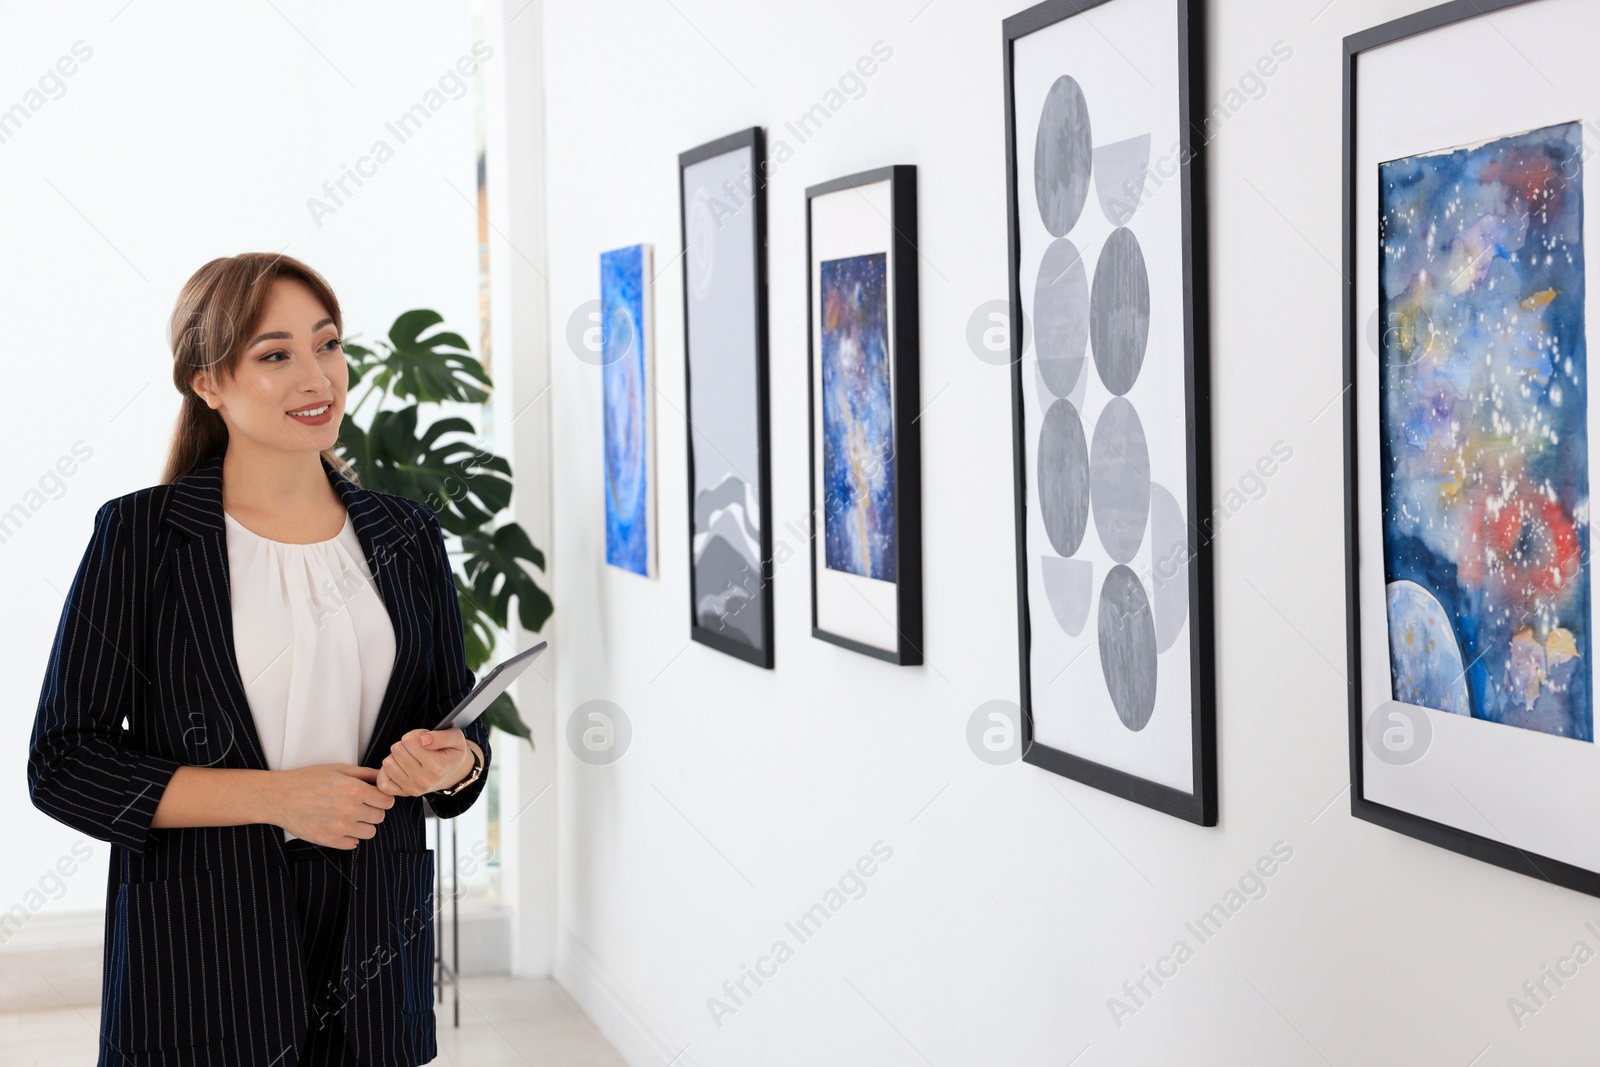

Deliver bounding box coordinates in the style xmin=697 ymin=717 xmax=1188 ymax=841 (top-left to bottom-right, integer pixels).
xmin=535 ymin=0 xmax=1600 ymax=1062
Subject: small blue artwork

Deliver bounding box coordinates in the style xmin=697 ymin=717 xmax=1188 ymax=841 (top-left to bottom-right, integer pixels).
xmin=602 ymin=243 xmax=652 ymax=576
xmin=1378 ymin=121 xmax=1591 ymax=741
xmin=821 ymin=252 xmax=896 ymax=582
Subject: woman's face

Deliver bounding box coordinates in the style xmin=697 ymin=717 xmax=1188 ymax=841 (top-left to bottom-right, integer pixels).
xmin=192 ymin=277 xmax=347 ymax=455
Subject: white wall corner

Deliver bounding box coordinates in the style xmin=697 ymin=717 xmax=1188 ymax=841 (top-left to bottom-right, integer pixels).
xmin=482 ymin=0 xmax=557 ymax=979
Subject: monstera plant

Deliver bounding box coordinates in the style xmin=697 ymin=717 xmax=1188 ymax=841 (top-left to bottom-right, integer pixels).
xmin=335 ymin=309 xmax=551 ymax=744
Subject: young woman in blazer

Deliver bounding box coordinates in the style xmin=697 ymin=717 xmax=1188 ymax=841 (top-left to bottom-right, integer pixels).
xmin=27 ymin=252 xmax=492 ymax=1067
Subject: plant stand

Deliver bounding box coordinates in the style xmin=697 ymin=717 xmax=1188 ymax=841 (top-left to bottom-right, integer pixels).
xmin=426 ymin=804 xmax=461 ymax=1028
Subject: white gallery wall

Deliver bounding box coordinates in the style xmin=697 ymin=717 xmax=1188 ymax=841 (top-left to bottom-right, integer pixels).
xmin=537 ymin=0 xmax=1600 ymax=1063
xmin=2 ymin=1 xmax=484 ymax=917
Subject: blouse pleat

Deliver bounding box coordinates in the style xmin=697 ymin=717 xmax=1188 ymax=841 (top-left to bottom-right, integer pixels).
xmin=223 ymin=509 xmax=397 ymax=842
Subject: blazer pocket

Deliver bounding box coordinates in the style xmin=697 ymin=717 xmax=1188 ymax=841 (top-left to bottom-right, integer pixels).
xmin=374 ymin=847 xmax=436 ymax=1017
xmin=121 ymin=1038 xmax=232 ymax=1067
xmin=117 ymin=872 xmax=234 ymax=1058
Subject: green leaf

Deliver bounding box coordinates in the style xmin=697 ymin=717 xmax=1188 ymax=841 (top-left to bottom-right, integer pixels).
xmin=455 ymin=573 xmax=499 ymax=672
xmin=460 ymin=522 xmax=553 ymax=634
xmin=334 ymin=413 xmax=370 ymax=470
xmin=363 ymin=309 xmax=492 ymax=405
xmin=481 ymin=692 xmax=532 ymax=743
xmin=345 ymin=408 xmax=515 ymax=536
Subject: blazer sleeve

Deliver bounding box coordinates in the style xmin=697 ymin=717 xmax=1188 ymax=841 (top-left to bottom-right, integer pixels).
xmin=28 ymin=500 xmax=183 ymax=854
xmin=419 ymin=508 xmax=492 ymax=819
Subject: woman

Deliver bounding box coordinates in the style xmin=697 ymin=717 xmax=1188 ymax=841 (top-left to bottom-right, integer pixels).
xmin=27 ymin=252 xmax=492 ymax=1067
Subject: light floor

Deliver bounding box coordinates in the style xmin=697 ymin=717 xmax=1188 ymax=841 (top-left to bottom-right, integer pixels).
xmin=0 ymin=974 xmax=629 ymax=1067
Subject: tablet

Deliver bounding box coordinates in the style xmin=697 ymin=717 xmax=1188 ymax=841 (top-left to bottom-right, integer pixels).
xmin=432 ymin=640 xmax=549 ymax=730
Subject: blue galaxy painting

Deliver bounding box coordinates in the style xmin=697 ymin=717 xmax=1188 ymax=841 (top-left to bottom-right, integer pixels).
xmin=1378 ymin=121 xmax=1591 ymax=741
xmin=602 ymin=244 xmax=650 ymax=576
xmin=821 ymin=252 xmax=896 ymax=582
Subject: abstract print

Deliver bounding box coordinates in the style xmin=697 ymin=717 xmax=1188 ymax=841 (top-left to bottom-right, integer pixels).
xmin=1379 ymin=121 xmax=1591 ymax=741
xmin=820 ymin=252 xmax=896 ymax=582
xmin=602 ymin=244 xmax=650 ymax=576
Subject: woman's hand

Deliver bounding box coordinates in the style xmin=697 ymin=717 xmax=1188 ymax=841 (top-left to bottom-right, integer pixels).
xmin=261 ymin=764 xmax=394 ymax=849
xmin=376 ymin=728 xmax=477 ymax=797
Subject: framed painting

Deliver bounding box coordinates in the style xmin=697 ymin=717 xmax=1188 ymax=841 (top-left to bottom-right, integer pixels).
xmin=602 ymin=242 xmax=655 ymax=578
xmin=804 ymin=166 xmax=924 ymax=664
xmin=1345 ymin=0 xmax=1600 ymax=894
xmin=679 ymin=128 xmax=776 ymax=667
xmin=1004 ymin=0 xmax=1216 ymax=823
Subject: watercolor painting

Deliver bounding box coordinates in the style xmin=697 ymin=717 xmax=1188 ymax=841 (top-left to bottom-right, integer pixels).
xmin=602 ymin=243 xmax=653 ymax=577
xmin=820 ymin=252 xmax=896 ymax=582
xmin=682 ymin=133 xmax=772 ymax=662
xmin=1378 ymin=120 xmax=1591 ymax=741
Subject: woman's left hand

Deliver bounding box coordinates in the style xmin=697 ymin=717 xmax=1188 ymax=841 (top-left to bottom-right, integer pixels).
xmin=376 ymin=728 xmax=477 ymax=797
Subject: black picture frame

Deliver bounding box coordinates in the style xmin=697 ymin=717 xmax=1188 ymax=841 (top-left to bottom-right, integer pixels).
xmin=803 ymin=165 xmax=924 ymax=665
xmin=679 ymin=127 xmax=776 ymax=669
xmin=1003 ymin=0 xmax=1217 ymax=824
xmin=1342 ymin=0 xmax=1600 ymax=896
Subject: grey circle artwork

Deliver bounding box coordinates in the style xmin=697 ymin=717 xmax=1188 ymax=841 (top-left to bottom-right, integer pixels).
xmin=1037 ymin=398 xmax=1090 ymax=558
xmin=1090 ymin=226 xmax=1151 ymax=395
xmin=1033 ymin=75 xmax=1092 ymax=238
xmin=1090 ymin=397 xmax=1150 ymax=563
xmin=1098 ymin=565 xmax=1158 ymax=731
xmin=1032 ymin=238 xmax=1089 ymax=397
xmin=1147 ymin=482 xmax=1189 ymax=653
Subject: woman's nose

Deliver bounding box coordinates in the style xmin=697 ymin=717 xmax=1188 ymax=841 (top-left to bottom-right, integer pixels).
xmin=299 ymin=354 xmax=333 ymax=391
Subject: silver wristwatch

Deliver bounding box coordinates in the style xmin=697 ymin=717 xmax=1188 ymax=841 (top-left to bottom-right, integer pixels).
xmin=435 ymin=746 xmax=484 ymax=796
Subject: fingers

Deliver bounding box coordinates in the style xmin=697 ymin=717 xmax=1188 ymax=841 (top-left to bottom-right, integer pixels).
xmin=339 ymin=765 xmax=381 ymax=782
xmin=418 ymin=727 xmax=465 ymax=749
xmin=390 ymin=737 xmax=427 ymax=776
xmin=392 ymin=730 xmax=463 ymax=794
xmin=401 ymin=728 xmax=464 ymax=757
xmin=374 ymin=766 xmax=399 ymax=795
xmin=381 ymin=754 xmax=419 ymax=796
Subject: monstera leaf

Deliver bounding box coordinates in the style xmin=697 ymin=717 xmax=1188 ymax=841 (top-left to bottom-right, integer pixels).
xmin=340 ymin=408 xmax=513 ymax=537
xmin=459 ymin=523 xmax=552 ymax=634
xmin=346 ymin=310 xmax=490 ymax=405
xmin=335 ymin=309 xmax=549 ymax=754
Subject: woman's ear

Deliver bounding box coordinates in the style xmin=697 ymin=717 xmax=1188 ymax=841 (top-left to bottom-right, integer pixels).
xmin=190 ymin=368 xmax=220 ymax=410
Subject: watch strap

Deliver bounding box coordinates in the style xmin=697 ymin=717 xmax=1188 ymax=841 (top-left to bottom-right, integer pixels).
xmin=435 ymin=745 xmax=483 ymax=796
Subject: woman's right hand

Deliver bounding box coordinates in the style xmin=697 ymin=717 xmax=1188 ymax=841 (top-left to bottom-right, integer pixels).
xmin=262 ymin=764 xmax=394 ymax=849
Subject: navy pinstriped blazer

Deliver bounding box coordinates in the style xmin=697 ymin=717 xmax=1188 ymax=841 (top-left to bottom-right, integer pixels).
xmin=27 ymin=453 xmax=492 ymax=1067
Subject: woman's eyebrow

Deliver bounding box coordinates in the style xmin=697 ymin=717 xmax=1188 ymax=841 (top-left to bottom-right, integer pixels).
xmin=248 ymin=317 xmax=336 ymax=347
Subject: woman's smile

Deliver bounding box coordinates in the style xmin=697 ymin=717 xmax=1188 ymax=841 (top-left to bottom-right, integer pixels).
xmin=287 ymin=400 xmax=334 ymax=425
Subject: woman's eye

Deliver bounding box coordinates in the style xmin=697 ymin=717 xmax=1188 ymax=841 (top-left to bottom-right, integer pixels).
xmin=259 ymin=339 xmax=339 ymax=361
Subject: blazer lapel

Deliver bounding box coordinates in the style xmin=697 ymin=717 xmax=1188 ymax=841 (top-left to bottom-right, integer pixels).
xmin=163 ymin=454 xmax=431 ymax=774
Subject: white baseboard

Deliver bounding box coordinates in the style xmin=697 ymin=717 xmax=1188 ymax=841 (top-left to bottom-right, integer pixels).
xmin=555 ymin=924 xmax=708 ymax=1067
xmin=442 ymin=904 xmax=514 ymax=976
xmin=0 ymin=909 xmax=102 ymax=1012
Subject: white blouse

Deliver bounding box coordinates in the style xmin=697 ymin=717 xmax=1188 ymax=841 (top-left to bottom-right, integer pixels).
xmin=223 ymin=508 xmax=397 ymax=842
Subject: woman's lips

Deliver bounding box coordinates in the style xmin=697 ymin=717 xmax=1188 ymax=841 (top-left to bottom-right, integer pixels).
xmin=286 ymin=402 xmax=334 ymax=426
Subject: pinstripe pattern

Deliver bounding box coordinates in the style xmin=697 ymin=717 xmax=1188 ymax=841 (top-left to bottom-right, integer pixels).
xmin=27 ymin=454 xmax=491 ymax=1066
xmin=288 ymin=838 xmax=361 ymax=1067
